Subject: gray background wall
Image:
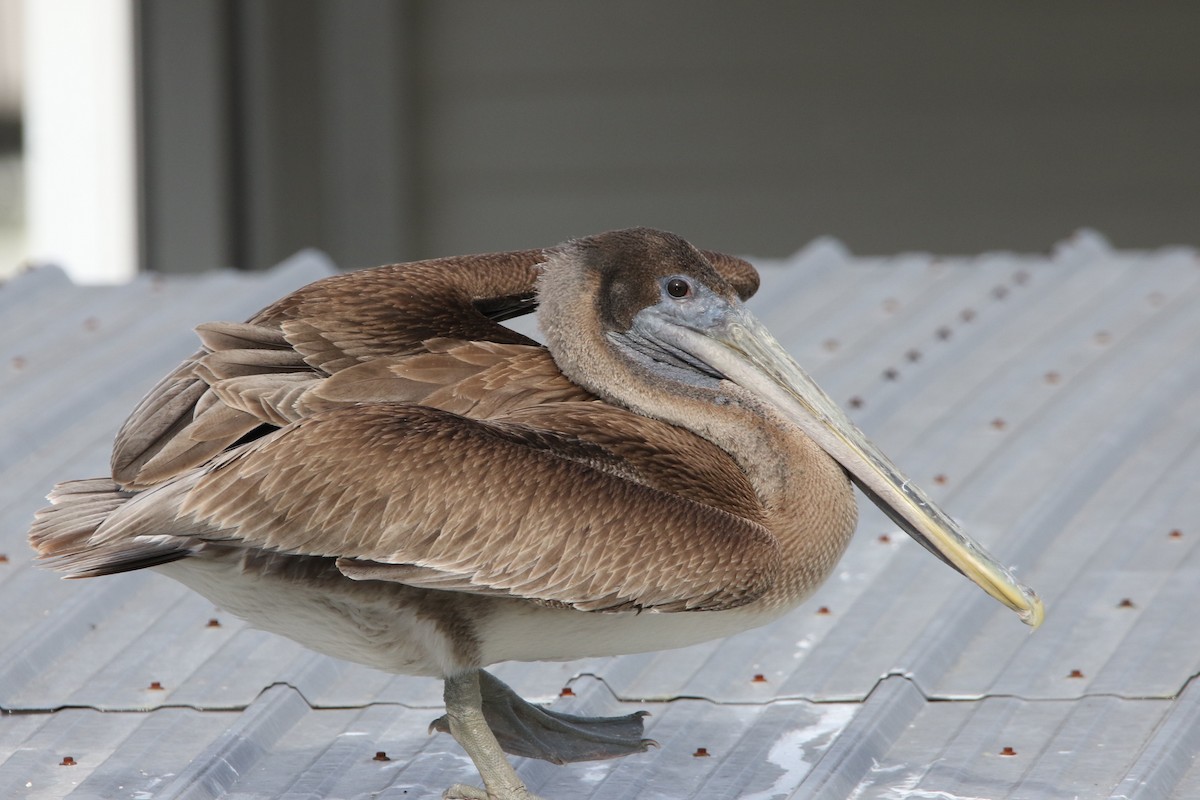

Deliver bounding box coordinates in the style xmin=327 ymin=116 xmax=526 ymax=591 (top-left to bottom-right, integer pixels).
xmin=139 ymin=1 xmax=1200 ymax=273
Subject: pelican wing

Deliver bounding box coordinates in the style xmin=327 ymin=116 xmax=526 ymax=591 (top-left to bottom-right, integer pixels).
xmin=94 ymin=402 xmax=777 ymax=613
xmin=111 ymin=249 xmax=758 ymax=490
xmin=111 ymin=250 xmax=546 ymax=487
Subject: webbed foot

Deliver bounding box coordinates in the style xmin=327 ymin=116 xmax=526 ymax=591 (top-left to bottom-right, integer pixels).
xmin=431 ymin=669 xmax=656 ymax=764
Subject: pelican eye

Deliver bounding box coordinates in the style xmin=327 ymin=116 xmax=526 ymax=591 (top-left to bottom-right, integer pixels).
xmin=666 ymin=277 xmax=691 ymax=298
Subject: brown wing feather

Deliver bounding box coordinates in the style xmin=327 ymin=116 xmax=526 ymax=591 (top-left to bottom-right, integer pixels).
xmin=307 ymin=342 xmax=593 ymax=419
xmin=96 ymin=403 xmax=777 ymax=612
xmin=252 ymin=249 xmax=549 ymax=369
xmin=495 ymin=401 xmax=766 ymax=524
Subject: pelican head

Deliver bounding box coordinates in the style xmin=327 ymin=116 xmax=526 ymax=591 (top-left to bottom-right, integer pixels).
xmin=539 ymin=227 xmax=1042 ymax=628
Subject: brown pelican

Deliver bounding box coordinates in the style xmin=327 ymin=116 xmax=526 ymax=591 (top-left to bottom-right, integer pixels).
xmin=29 ymin=228 xmax=1041 ymax=800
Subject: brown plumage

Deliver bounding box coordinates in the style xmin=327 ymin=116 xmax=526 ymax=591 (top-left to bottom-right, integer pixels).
xmin=29 ymin=227 xmax=1040 ymax=800
xmin=109 ymin=244 xmax=758 ymax=489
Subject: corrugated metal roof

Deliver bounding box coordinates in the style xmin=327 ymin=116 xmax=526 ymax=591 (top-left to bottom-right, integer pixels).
xmin=2 ymin=233 xmax=1198 ymax=799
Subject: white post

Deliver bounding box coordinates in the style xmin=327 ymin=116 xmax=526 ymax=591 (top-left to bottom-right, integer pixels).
xmin=23 ymin=0 xmax=138 ymax=284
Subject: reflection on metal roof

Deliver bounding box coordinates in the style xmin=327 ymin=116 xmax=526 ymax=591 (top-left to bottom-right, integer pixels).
xmin=2 ymin=234 xmax=1198 ymax=798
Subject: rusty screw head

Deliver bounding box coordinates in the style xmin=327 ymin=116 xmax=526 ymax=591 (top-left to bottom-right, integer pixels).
xmin=991 ymin=418 xmax=1007 ymax=431
xmin=752 ymin=674 xmax=767 ymax=683
xmin=1118 ymin=598 xmax=1135 ymax=609
xmin=560 ymin=687 xmax=575 ymax=697
xmin=60 ymin=756 xmax=77 ymax=766
xmin=848 ymin=396 xmax=864 ymax=409
xmin=148 ymin=681 xmax=164 ymax=691
xmin=1169 ymin=529 xmax=1183 ymax=539
xmin=0 ymin=554 xmax=9 ymax=564
xmin=933 ymin=474 xmax=948 ymax=486
xmin=693 ymin=747 xmax=711 ymax=757
xmin=1068 ymin=669 xmax=1085 ymax=679
xmin=206 ymin=618 xmax=221 ymax=628
xmin=999 ymin=746 xmax=1017 ymax=757
xmin=816 ymin=606 xmax=831 ymax=616
xmin=878 ymin=534 xmax=891 ymax=544
xmin=373 ymin=751 xmax=391 ymax=762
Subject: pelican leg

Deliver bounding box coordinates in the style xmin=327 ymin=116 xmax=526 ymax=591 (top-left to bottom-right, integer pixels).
xmin=432 ymin=669 xmax=654 ymax=765
xmin=440 ymin=669 xmax=544 ymax=800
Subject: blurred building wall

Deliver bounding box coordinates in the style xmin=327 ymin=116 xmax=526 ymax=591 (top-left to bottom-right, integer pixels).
xmin=29 ymin=1 xmax=1200 ymax=278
